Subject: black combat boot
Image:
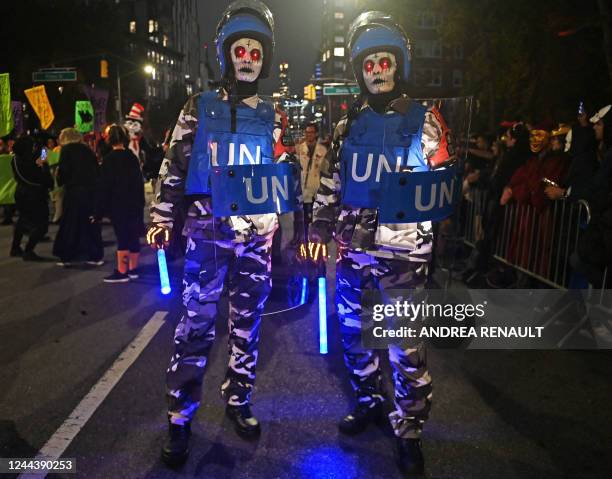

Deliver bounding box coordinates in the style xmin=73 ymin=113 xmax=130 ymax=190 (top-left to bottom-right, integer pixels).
xmin=225 ymin=404 xmax=261 ymax=439
xmin=161 ymin=422 xmax=191 ymax=467
xmin=338 ymin=402 xmax=384 ymax=435
xmin=395 ymin=438 xmax=425 ymax=477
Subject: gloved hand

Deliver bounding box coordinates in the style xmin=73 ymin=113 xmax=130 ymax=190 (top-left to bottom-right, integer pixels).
xmin=298 ymin=241 xmax=329 ymax=263
xmin=146 ymin=224 xmax=171 ymax=249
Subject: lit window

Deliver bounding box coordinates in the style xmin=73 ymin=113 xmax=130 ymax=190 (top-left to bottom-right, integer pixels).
xmin=129 ymin=21 xmax=136 ymax=33
xmin=148 ymin=19 xmax=155 ymax=33
xmin=162 ymin=35 xmax=168 ymax=47
xmin=154 ymin=21 xmax=159 ymax=32
xmin=334 ymin=11 xmax=344 ymax=19
xmin=334 ymin=36 xmax=344 ymax=43
xmin=334 ymin=47 xmax=344 ymax=57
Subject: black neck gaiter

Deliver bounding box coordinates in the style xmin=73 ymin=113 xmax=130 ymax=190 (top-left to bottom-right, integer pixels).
xmin=365 ymin=85 xmax=402 ymax=114
xmin=234 ymin=79 xmax=259 ymax=98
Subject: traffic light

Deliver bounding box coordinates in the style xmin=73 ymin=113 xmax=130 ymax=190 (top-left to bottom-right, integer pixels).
xmin=100 ymin=59 xmax=109 ymax=79
xmin=304 ymin=84 xmax=316 ymax=101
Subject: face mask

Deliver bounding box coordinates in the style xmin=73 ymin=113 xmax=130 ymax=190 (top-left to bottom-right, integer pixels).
xmin=231 ymin=37 xmax=263 ymax=82
xmin=362 ymin=51 xmax=397 ymax=94
xmin=124 ymin=120 xmax=142 ymax=139
xmin=530 ymin=130 xmax=549 ymax=154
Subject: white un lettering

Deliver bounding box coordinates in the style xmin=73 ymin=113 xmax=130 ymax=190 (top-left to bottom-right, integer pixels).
xmin=351 ymin=152 xmax=402 ymax=182
xmin=245 ymin=175 xmax=289 ymax=204
xmin=222 ymin=143 xmax=261 ymax=166
xmin=415 ymin=178 xmax=455 ymax=211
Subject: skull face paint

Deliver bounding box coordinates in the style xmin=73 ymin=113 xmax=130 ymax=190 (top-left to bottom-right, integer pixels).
xmin=362 ymin=51 xmax=397 ymax=94
xmin=230 ymin=37 xmax=263 ymax=82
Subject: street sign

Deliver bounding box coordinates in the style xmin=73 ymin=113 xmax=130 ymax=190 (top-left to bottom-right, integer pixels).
xmin=323 ymin=85 xmax=360 ymax=95
xmin=32 ymin=70 xmax=77 ymax=82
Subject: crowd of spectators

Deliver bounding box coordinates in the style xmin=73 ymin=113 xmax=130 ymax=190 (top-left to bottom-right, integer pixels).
xmin=457 ymin=104 xmax=612 ymax=289
xmin=1 ymin=124 xmax=163 ymax=284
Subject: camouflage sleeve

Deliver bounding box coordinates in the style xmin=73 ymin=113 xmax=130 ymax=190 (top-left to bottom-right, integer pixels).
xmin=310 ymin=120 xmax=345 ymax=241
xmin=422 ymin=107 xmax=452 ymax=168
xmin=150 ymin=95 xmax=200 ymax=229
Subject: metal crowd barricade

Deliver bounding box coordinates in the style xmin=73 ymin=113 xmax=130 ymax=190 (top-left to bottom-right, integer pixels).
xmin=462 ymin=188 xmax=488 ymax=248
xmin=490 ymin=198 xmax=590 ymax=289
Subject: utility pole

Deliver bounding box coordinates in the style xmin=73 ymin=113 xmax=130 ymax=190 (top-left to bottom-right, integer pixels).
xmin=116 ymin=63 xmax=122 ymax=122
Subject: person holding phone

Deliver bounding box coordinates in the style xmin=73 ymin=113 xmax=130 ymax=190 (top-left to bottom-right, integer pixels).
xmin=10 ymin=136 xmax=54 ymax=261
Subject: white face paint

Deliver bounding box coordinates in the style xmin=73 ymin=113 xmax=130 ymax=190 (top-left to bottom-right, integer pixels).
xmin=124 ymin=119 xmax=142 ymax=139
xmin=230 ymin=37 xmax=263 ymax=82
xmin=362 ymin=51 xmax=397 ymax=94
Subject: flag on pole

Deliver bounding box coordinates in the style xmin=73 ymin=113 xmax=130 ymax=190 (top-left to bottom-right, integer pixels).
xmin=11 ymin=101 xmax=23 ymax=135
xmin=24 ymin=85 xmax=54 ymax=130
xmin=0 ymin=154 xmax=16 ymax=205
xmin=75 ymin=100 xmax=94 ymax=133
xmin=0 ymin=74 xmax=14 ymax=137
xmin=82 ymin=86 xmax=109 ymax=133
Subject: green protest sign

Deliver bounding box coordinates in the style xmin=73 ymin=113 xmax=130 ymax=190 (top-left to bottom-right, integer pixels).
xmin=0 ymin=154 xmax=16 ymax=205
xmin=75 ymin=100 xmax=94 ymax=133
xmin=0 ymin=74 xmax=14 ymax=137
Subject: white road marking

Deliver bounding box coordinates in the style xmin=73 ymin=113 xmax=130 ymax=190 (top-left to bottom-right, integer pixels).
xmin=18 ymin=311 xmax=169 ymax=479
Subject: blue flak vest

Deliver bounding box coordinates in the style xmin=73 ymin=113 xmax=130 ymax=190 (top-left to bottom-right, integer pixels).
xmin=340 ymin=101 xmax=428 ymax=208
xmin=186 ymin=91 xmax=276 ymax=195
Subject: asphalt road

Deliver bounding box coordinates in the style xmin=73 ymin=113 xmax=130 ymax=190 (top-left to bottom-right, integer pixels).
xmin=0 ymin=220 xmax=611 ymax=479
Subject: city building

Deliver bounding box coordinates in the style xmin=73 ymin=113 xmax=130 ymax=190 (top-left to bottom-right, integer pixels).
xmin=318 ymin=0 xmax=360 ymax=80
xmin=117 ymin=0 xmax=204 ymax=104
xmin=279 ymin=62 xmax=290 ymax=98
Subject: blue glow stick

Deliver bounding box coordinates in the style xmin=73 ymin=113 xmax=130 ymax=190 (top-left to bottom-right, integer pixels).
xmin=318 ymin=276 xmax=328 ymax=354
xmin=157 ymin=249 xmax=171 ymax=295
xmin=300 ymin=277 xmax=308 ymax=305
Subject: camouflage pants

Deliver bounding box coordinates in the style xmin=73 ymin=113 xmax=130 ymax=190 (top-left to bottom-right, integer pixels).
xmin=336 ymin=247 xmax=433 ymax=439
xmin=166 ymin=234 xmax=273 ymax=426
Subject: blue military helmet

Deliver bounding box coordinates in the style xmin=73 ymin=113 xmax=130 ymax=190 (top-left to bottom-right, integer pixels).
xmin=347 ymin=11 xmax=412 ymax=83
xmin=215 ymin=0 xmax=275 ymax=79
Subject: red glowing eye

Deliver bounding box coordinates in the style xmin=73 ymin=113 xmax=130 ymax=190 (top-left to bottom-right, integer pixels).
xmin=234 ymin=46 xmax=247 ymax=58
xmin=379 ymin=57 xmax=391 ymax=70
xmin=364 ymin=60 xmax=375 ymax=73
xmin=250 ymin=48 xmax=261 ymax=61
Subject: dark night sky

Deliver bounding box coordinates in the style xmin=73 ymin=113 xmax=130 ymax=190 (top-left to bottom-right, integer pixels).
xmin=198 ymin=0 xmax=323 ymax=95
